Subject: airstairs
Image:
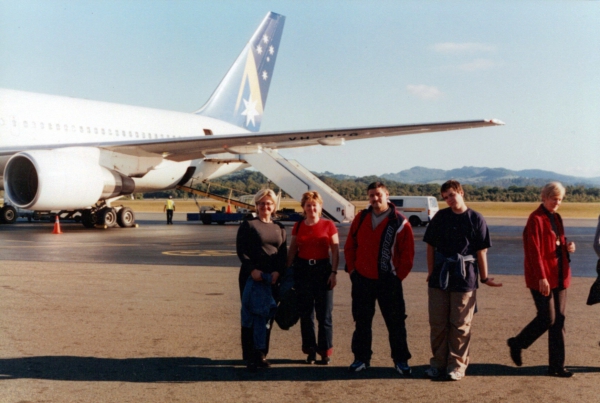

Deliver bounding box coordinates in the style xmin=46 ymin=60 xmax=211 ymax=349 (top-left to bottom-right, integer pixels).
xmin=241 ymin=149 xmax=355 ymax=223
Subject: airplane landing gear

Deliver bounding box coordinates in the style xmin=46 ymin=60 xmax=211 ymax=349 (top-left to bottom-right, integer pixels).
xmin=0 ymin=205 xmax=17 ymax=224
xmin=98 ymin=207 xmax=118 ymax=227
xmin=80 ymin=205 xmax=135 ymax=229
xmin=117 ymin=207 xmax=135 ymax=228
xmin=81 ymin=209 xmax=98 ymax=228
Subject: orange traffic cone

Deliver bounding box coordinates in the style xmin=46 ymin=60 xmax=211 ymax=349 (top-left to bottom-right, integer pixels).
xmin=52 ymin=215 xmax=62 ymax=234
xmin=226 ymin=203 xmax=232 ymax=214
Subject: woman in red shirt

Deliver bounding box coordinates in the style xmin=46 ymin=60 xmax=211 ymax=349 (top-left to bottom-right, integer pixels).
xmin=287 ymin=191 xmax=339 ymax=364
xmin=507 ymin=182 xmax=576 ymax=377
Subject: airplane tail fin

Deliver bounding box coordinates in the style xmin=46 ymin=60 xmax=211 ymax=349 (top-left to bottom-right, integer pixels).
xmin=195 ymin=12 xmax=285 ymax=132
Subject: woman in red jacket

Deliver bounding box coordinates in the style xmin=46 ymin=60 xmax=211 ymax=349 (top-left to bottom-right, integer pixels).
xmin=286 ymin=191 xmax=339 ymax=365
xmin=507 ymin=182 xmax=576 ymax=377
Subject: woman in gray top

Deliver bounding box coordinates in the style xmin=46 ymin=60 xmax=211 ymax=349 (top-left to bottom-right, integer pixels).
xmin=236 ymin=189 xmax=287 ymax=371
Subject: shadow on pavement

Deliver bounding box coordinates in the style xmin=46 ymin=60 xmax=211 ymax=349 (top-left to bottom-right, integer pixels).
xmin=1 ymin=357 xmax=599 ymax=382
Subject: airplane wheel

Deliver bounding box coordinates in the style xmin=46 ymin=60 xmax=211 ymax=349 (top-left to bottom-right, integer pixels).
xmin=408 ymin=215 xmax=421 ymax=227
xmin=98 ymin=207 xmax=118 ymax=227
xmin=81 ymin=210 xmax=97 ymax=228
xmin=0 ymin=205 xmax=17 ymax=224
xmin=117 ymin=207 xmax=135 ymax=228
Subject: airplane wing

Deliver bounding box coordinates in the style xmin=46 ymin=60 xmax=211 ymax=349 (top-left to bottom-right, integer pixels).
xmin=0 ymin=119 xmax=503 ymax=162
xmin=106 ymin=119 xmax=504 ymax=162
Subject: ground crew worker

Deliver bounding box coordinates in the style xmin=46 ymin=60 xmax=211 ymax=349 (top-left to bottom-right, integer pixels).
xmin=164 ymin=195 xmax=175 ymax=224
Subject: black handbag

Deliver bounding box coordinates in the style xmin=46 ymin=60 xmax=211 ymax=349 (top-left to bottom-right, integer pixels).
xmin=275 ymin=266 xmax=300 ymax=330
xmin=586 ymin=259 xmax=600 ymax=306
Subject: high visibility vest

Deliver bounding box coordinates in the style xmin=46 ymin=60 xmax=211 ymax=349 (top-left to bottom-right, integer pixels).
xmin=166 ymin=199 xmax=175 ymax=210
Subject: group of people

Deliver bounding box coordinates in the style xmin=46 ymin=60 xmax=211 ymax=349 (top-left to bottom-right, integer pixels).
xmin=235 ymin=179 xmax=586 ymax=380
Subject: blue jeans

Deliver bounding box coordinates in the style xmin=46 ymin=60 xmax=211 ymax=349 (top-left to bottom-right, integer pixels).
xmin=295 ymin=262 xmax=334 ymax=357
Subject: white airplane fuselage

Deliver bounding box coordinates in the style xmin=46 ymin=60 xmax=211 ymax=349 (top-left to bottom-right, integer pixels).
xmin=0 ymin=88 xmax=249 ymax=196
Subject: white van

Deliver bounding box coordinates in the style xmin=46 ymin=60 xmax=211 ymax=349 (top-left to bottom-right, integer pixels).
xmin=388 ymin=196 xmax=439 ymax=227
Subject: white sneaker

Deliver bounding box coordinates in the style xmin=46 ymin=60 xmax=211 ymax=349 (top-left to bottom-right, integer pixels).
xmin=425 ymin=367 xmax=440 ymax=379
xmin=448 ymin=370 xmax=463 ymax=381
xmin=348 ymin=360 xmax=369 ymax=372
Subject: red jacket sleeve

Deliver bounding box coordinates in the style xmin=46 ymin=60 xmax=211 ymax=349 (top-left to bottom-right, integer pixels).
xmin=523 ymin=215 xmax=547 ymax=286
xmin=393 ymin=220 xmax=415 ymax=280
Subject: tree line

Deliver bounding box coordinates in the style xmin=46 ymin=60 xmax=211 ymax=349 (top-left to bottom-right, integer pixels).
xmin=142 ymin=171 xmax=600 ymax=202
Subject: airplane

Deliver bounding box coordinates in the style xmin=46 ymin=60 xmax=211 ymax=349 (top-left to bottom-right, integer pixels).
xmin=0 ymin=11 xmax=503 ymax=228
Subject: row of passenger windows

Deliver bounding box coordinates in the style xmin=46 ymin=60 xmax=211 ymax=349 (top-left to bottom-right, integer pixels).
xmin=12 ymin=119 xmax=178 ymax=139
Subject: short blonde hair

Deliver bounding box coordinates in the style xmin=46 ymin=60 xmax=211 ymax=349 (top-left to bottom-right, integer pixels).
xmin=541 ymin=182 xmax=566 ymax=200
xmin=300 ymin=191 xmax=323 ymax=208
xmin=253 ymin=189 xmax=278 ymax=205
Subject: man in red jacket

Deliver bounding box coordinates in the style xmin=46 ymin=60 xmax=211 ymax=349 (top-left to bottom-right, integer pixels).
xmin=344 ymin=181 xmax=414 ymax=375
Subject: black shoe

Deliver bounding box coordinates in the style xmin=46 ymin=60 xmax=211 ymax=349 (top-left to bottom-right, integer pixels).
xmin=507 ymin=338 xmax=522 ymax=367
xmin=255 ymin=352 xmax=271 ymax=368
xmin=319 ymin=356 xmax=331 ymax=365
xmin=306 ymin=352 xmax=317 ymax=364
xmin=548 ymin=367 xmax=573 ymax=378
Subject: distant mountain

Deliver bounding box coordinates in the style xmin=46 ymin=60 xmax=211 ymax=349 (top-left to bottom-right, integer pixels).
xmin=333 ymin=166 xmax=600 ymax=187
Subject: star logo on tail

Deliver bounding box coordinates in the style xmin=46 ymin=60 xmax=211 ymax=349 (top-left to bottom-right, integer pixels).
xmin=242 ymin=97 xmax=259 ymax=127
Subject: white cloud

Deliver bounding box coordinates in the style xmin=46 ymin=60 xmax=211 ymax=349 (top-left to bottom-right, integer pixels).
xmin=431 ymin=42 xmax=496 ymax=54
xmin=458 ymin=58 xmax=496 ymax=72
xmin=406 ymin=85 xmax=443 ymax=100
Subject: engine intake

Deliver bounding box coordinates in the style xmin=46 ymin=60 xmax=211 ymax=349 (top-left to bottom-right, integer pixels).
xmin=4 ymin=150 xmax=135 ymax=210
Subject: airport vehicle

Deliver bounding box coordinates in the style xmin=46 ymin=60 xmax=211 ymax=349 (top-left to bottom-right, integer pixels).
xmin=388 ymin=196 xmax=439 ymax=227
xmin=195 ymin=209 xmax=251 ymax=225
xmin=189 ymin=207 xmax=302 ymax=225
xmin=186 ymin=189 xmax=303 ymax=224
xmin=0 ymin=12 xmax=503 ymax=228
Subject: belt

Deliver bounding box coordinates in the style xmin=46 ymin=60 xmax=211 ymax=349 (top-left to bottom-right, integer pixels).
xmin=296 ymin=257 xmax=330 ymax=266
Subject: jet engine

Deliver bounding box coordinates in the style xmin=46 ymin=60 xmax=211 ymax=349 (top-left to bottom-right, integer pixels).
xmin=4 ymin=150 xmax=135 ymax=210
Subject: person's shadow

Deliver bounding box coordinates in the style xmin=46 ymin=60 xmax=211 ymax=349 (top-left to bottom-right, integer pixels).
xmin=1 ymin=357 xmax=598 ymax=382
xmin=464 ymin=363 xmax=600 ymax=377
xmin=0 ymin=356 xmax=410 ymax=382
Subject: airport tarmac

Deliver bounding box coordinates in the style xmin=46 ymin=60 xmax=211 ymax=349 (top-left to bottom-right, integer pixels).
xmin=0 ymin=214 xmax=599 ymax=402
xmin=1 ymin=213 xmax=598 ymax=277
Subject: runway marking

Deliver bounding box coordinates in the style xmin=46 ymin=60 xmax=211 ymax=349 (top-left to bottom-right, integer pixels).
xmin=162 ymin=250 xmax=236 ymax=257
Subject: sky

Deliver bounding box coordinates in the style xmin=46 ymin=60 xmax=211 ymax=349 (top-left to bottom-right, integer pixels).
xmin=1 ymin=0 xmax=599 ymax=178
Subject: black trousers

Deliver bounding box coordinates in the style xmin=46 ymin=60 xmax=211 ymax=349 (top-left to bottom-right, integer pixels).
xmin=514 ymin=288 xmax=567 ymax=369
xmin=295 ymin=263 xmax=334 ymax=356
xmin=351 ymin=271 xmax=411 ymax=363
xmin=239 ymin=268 xmax=274 ymax=361
xmin=166 ymin=209 xmax=174 ymax=224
